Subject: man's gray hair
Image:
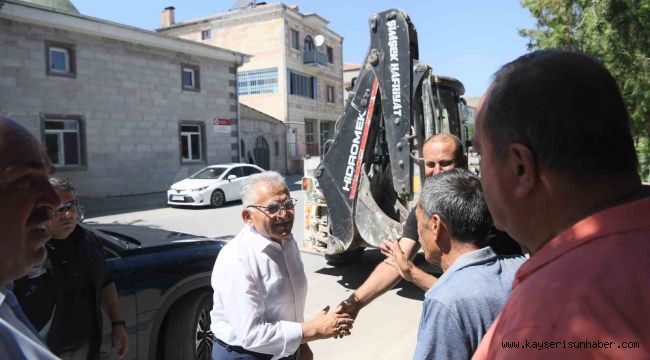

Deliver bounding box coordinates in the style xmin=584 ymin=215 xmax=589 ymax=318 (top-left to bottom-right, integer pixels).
xmin=419 ymin=169 xmax=491 ymax=247
xmin=240 ymin=171 xmax=287 ymax=207
xmin=49 ymin=176 xmax=76 ymax=193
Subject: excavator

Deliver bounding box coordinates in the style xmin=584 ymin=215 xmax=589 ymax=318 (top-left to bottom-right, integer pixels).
xmin=302 ymin=9 xmax=474 ymax=263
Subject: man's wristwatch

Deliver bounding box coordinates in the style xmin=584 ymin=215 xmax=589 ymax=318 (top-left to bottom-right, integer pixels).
xmin=111 ymin=320 xmax=126 ymax=328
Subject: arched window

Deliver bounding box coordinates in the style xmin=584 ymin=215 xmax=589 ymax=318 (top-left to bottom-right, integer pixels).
xmin=304 ymin=35 xmax=314 ymax=52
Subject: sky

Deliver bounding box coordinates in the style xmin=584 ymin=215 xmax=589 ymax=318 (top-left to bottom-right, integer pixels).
xmin=74 ymin=0 xmax=537 ymax=97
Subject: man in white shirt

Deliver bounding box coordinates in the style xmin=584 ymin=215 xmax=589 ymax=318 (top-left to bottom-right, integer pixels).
xmin=210 ymin=171 xmax=353 ymax=360
xmin=0 ymin=116 xmax=61 ymax=359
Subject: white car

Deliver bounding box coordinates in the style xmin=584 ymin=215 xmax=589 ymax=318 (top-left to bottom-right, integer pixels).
xmin=167 ymin=163 xmax=265 ymax=207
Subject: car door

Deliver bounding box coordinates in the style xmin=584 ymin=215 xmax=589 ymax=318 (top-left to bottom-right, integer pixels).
xmin=220 ymin=166 xmax=245 ymax=200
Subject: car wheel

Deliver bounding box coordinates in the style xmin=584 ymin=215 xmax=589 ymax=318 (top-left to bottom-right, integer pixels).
xmin=210 ymin=190 xmax=225 ymax=208
xmin=163 ymin=290 xmax=214 ymax=360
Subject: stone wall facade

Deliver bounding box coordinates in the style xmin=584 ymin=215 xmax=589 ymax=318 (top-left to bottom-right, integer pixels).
xmin=239 ymin=105 xmax=287 ymax=174
xmin=0 ymin=17 xmax=240 ymax=197
xmin=160 ymin=3 xmax=344 ymax=173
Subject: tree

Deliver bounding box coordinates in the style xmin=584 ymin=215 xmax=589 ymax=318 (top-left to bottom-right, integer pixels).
xmin=520 ymin=0 xmax=650 ymax=180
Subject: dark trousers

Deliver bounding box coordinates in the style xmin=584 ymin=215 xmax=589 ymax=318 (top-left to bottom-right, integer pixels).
xmin=212 ymin=338 xmax=298 ymax=360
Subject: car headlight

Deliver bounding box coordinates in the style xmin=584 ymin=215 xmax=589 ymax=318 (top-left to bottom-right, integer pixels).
xmin=191 ymin=186 xmax=209 ymax=192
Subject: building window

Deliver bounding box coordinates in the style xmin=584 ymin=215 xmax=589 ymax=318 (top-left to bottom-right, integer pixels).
xmin=327 ymin=46 xmax=334 ymax=63
xmin=326 ymin=85 xmax=335 ymax=103
xmin=46 ymin=41 xmax=75 ymax=77
xmin=43 ymin=117 xmax=83 ymax=167
xmin=238 ymin=68 xmax=278 ymax=95
xmin=287 ymin=127 xmax=297 ymax=157
xmin=180 ymin=123 xmax=204 ymax=162
xmin=181 ymin=64 xmax=200 ymax=91
xmin=274 ymin=141 xmax=279 ymax=156
xmin=305 ymin=119 xmax=318 ymax=155
xmin=201 ymin=29 xmax=212 ymax=40
xmin=290 ymin=29 xmax=300 ymax=50
xmin=289 ymin=70 xmax=316 ymax=99
xmin=320 ymin=121 xmax=334 ymax=155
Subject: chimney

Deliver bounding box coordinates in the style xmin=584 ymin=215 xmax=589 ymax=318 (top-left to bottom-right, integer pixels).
xmin=161 ymin=6 xmax=175 ymax=28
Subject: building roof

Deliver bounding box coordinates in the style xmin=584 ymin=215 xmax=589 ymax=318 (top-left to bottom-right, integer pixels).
xmin=159 ymin=2 xmax=342 ymax=40
xmin=464 ymin=96 xmax=482 ymax=108
xmin=18 ymin=0 xmax=78 ymax=14
xmin=0 ymin=0 xmax=250 ymax=64
xmin=344 ymin=63 xmax=361 ymax=71
xmin=240 ymin=104 xmax=284 ymax=124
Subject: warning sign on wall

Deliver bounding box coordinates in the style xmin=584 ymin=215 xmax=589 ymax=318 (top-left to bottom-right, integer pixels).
xmin=213 ymin=118 xmax=232 ymax=134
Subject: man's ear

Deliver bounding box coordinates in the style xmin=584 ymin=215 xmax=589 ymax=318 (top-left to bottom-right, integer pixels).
xmin=431 ymin=214 xmax=451 ymax=252
xmin=242 ymin=208 xmax=254 ymax=225
xmin=508 ymin=143 xmax=537 ymax=198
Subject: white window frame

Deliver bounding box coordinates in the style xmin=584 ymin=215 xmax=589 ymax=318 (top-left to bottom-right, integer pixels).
xmin=44 ymin=119 xmax=81 ymax=167
xmin=182 ymin=67 xmax=196 ymax=89
xmin=180 ymin=124 xmax=203 ymax=162
xmin=49 ymin=47 xmax=70 ymax=73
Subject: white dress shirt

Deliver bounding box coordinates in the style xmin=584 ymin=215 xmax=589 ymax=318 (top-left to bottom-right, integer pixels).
xmin=0 ymin=286 xmax=59 ymax=360
xmin=210 ymin=225 xmax=308 ymax=359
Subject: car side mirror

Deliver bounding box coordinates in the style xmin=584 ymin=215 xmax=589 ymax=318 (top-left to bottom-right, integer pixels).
xmin=227 ymin=174 xmax=237 ymax=181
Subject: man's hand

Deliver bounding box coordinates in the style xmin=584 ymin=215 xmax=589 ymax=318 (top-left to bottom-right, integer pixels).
xmin=335 ymin=293 xmax=362 ymax=320
xmin=299 ymin=343 xmax=313 ymax=360
xmin=380 ymin=240 xmax=414 ymax=282
xmin=302 ymin=305 xmax=354 ymax=342
xmin=112 ymin=325 xmax=129 ymax=358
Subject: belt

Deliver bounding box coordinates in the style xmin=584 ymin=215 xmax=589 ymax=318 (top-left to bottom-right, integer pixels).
xmin=213 ymin=338 xmax=297 ymax=360
xmin=214 ymin=338 xmax=273 ymax=359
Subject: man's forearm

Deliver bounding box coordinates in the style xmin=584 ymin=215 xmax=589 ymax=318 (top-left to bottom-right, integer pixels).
xmin=407 ymin=265 xmax=437 ymax=292
xmin=101 ymin=282 xmax=124 ymax=321
xmin=353 ymin=261 xmax=403 ymax=306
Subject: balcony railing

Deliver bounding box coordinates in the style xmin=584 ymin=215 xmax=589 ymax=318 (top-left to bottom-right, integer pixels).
xmin=303 ymin=50 xmax=329 ymax=66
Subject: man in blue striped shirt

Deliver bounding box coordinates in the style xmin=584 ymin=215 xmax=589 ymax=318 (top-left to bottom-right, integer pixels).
xmin=0 ymin=116 xmax=61 ymax=359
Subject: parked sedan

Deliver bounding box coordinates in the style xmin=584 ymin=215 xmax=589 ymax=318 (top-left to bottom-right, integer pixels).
xmin=88 ymin=223 xmax=230 ymax=360
xmin=167 ymin=163 xmax=265 ymax=207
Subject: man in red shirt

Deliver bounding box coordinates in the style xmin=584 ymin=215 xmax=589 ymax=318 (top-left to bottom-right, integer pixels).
xmin=472 ymin=50 xmax=650 ymax=359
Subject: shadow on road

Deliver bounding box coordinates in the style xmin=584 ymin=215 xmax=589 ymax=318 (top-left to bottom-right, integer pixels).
xmin=315 ymin=249 xmax=442 ymax=302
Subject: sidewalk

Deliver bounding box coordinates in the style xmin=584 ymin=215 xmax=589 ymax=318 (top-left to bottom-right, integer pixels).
xmin=81 ymin=174 xmax=304 ymax=218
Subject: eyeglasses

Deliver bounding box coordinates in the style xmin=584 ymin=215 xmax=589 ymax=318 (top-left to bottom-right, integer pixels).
xmin=55 ymin=199 xmax=79 ymax=214
xmin=247 ymin=198 xmax=296 ymax=214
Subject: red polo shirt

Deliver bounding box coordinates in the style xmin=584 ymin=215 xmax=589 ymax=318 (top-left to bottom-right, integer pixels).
xmin=473 ymin=195 xmax=650 ymax=359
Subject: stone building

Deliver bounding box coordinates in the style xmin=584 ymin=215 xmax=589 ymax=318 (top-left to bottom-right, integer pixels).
xmin=0 ymin=0 xmax=248 ymax=197
xmin=239 ymin=104 xmax=286 ymax=173
xmin=158 ymin=2 xmax=344 ymax=173
xmin=343 ymin=63 xmax=361 ymax=102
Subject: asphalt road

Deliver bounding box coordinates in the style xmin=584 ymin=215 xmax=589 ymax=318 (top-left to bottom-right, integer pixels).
xmin=87 ymin=181 xmax=426 ymax=359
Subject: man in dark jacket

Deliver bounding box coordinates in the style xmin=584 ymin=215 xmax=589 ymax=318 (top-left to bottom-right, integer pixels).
xmin=15 ymin=177 xmax=128 ymax=359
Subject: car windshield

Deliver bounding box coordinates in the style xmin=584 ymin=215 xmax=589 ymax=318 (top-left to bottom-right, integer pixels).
xmin=189 ymin=167 xmax=226 ymax=179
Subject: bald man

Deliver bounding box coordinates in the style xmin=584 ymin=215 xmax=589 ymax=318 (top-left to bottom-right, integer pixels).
xmin=0 ymin=116 xmax=61 ymax=359
xmin=336 ymin=134 xmax=466 ymax=319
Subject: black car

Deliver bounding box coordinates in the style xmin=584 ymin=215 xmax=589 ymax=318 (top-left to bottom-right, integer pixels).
xmin=86 ymin=223 xmax=230 ymax=360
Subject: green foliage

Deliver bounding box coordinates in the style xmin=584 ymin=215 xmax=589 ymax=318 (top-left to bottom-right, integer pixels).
xmin=520 ymin=0 xmax=650 ymax=178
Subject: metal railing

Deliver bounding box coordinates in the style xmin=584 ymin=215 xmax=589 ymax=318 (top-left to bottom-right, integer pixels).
xmin=303 ymin=50 xmax=329 ymax=66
